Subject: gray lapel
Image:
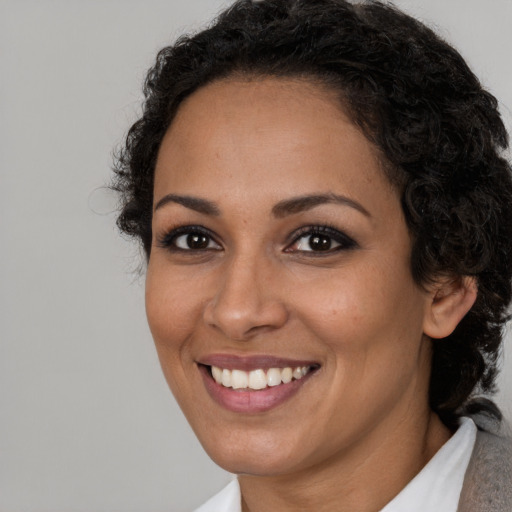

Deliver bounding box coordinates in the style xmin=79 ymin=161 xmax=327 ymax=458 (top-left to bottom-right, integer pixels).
xmin=457 ymin=426 xmax=512 ymax=512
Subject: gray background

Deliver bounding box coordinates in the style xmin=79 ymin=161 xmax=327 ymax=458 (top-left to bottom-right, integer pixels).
xmin=1 ymin=0 xmax=511 ymax=510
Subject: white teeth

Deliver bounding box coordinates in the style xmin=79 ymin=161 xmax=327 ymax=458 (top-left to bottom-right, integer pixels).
xmin=292 ymin=367 xmax=303 ymax=380
xmin=249 ymin=369 xmax=267 ymax=390
xmin=232 ymin=369 xmax=248 ymax=389
xmin=211 ymin=366 xmax=223 ymax=383
xmin=267 ymin=368 xmax=282 ymax=387
xmin=221 ymin=369 xmax=232 ymax=388
xmin=210 ymin=365 xmax=312 ymax=389
xmin=281 ymin=367 xmax=293 ymax=384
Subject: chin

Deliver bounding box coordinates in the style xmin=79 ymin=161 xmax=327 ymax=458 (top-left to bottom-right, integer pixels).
xmin=196 ymin=425 xmax=306 ymax=476
xmin=209 ymin=450 xmax=298 ymax=477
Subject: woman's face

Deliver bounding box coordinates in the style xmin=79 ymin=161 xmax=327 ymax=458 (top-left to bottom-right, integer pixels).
xmin=146 ymin=78 xmax=435 ymax=476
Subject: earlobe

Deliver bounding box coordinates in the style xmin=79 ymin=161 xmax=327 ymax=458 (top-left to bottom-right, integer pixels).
xmin=423 ymin=276 xmax=478 ymax=339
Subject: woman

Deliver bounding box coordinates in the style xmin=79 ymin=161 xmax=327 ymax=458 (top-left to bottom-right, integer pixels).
xmin=113 ymin=0 xmax=512 ymax=510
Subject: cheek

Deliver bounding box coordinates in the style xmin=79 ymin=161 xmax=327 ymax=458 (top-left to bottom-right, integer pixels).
xmin=293 ymin=261 xmax=427 ymax=368
xmin=292 ymin=266 xmax=385 ymax=339
xmin=145 ymin=265 xmax=199 ymax=366
xmin=295 ymin=274 xmax=430 ymax=437
xmin=145 ymin=271 xmax=204 ymax=412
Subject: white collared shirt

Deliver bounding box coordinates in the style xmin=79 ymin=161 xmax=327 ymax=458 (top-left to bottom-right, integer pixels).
xmin=194 ymin=417 xmax=477 ymax=512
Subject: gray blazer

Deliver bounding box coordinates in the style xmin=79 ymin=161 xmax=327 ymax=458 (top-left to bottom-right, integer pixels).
xmin=457 ymin=420 xmax=512 ymax=512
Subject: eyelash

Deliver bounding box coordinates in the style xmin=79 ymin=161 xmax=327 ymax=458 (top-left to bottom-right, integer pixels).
xmin=156 ymin=224 xmax=357 ymax=255
xmin=286 ymin=225 xmax=357 ymax=254
xmin=157 ymin=225 xmax=221 ymax=252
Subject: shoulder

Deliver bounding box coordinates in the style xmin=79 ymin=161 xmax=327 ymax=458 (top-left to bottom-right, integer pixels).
xmin=458 ymin=417 xmax=512 ymax=512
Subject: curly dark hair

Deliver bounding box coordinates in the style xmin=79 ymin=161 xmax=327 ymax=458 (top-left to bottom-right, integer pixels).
xmin=112 ymin=0 xmax=512 ymax=426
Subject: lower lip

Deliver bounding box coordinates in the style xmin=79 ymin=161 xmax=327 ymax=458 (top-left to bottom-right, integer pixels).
xmin=199 ymin=365 xmax=315 ymax=413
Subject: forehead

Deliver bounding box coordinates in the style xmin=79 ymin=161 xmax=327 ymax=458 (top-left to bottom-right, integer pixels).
xmin=154 ymin=77 xmax=394 ymax=209
xmin=172 ymin=76 xmax=344 ymax=130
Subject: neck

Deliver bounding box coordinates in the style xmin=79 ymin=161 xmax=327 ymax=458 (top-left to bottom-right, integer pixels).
xmin=239 ymin=408 xmax=451 ymax=512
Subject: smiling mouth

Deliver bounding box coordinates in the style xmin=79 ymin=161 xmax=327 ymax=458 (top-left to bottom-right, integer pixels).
xmin=197 ymin=356 xmax=320 ymax=412
xmin=208 ymin=365 xmax=316 ymax=390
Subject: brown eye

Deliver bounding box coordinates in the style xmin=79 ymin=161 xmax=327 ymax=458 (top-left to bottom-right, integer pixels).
xmin=157 ymin=226 xmax=222 ymax=252
xmin=185 ymin=233 xmax=209 ymax=249
xmin=293 ymin=233 xmax=340 ymax=252
xmin=308 ymin=234 xmax=335 ymax=251
xmin=173 ymin=232 xmax=220 ymax=250
xmin=285 ymin=226 xmax=357 ymax=254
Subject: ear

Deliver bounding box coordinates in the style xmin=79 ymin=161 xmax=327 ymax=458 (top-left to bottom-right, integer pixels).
xmin=423 ymin=276 xmax=477 ymax=339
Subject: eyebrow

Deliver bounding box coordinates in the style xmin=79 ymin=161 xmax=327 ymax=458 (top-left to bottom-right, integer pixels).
xmin=271 ymin=193 xmax=371 ymax=218
xmin=154 ymin=194 xmax=220 ymax=215
xmin=153 ymin=192 xmax=370 ymax=218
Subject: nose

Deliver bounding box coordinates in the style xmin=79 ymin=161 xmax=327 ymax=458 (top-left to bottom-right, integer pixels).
xmin=203 ymin=255 xmax=289 ymax=341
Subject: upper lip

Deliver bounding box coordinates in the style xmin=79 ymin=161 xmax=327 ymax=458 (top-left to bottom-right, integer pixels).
xmin=198 ymin=354 xmax=320 ymax=371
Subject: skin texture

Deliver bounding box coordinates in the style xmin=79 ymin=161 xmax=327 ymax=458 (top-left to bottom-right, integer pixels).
xmin=146 ymin=78 xmax=477 ymax=512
